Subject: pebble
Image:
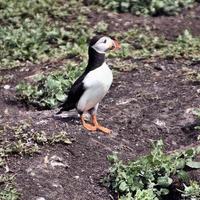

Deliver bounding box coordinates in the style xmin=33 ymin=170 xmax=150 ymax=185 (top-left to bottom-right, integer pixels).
xmin=4 ymin=85 xmax=10 ymax=90
xmin=36 ymin=197 xmax=45 ymax=200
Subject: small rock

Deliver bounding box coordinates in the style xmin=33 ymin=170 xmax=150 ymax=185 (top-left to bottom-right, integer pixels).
xmin=36 ymin=197 xmax=45 ymax=200
xmin=4 ymin=85 xmax=10 ymax=90
xmin=74 ymin=176 xmax=79 ymax=180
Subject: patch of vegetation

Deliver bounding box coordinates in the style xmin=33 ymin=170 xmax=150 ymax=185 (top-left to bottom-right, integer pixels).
xmin=183 ymin=67 xmax=200 ymax=84
xmin=0 ymin=0 xmax=94 ymax=69
xmin=0 ymin=175 xmax=20 ymax=200
xmin=111 ymin=29 xmax=200 ymax=60
xmin=16 ymin=63 xmax=85 ymax=108
xmin=0 ymin=74 xmax=13 ymax=85
xmin=104 ymin=140 xmax=200 ymax=200
xmin=0 ymin=123 xmax=72 ymax=167
xmin=91 ymin=0 xmax=196 ymax=16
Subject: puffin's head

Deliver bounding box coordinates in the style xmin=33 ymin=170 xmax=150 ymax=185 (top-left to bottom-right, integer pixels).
xmin=90 ymin=35 xmax=121 ymax=54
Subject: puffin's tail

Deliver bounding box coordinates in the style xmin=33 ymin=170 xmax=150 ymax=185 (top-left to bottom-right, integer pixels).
xmin=56 ymin=108 xmax=64 ymax=115
xmin=55 ymin=100 xmax=74 ymax=115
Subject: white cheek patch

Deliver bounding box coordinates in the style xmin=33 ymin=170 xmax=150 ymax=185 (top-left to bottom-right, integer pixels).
xmin=92 ymin=43 xmax=107 ymax=54
xmin=92 ymin=36 xmax=113 ymax=53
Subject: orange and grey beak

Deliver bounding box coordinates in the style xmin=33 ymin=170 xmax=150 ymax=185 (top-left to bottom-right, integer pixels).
xmin=113 ymin=39 xmax=121 ymax=50
xmin=111 ymin=39 xmax=121 ymax=50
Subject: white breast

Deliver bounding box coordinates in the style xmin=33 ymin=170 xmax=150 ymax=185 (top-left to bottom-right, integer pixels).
xmin=77 ymin=62 xmax=113 ymax=112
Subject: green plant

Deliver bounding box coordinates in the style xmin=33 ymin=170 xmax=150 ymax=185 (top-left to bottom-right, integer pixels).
xmin=178 ymin=181 xmax=200 ymax=199
xmin=49 ymin=131 xmax=72 ymax=144
xmin=104 ymin=140 xmax=200 ymax=200
xmin=16 ymin=63 xmax=85 ymax=108
xmin=92 ymin=0 xmax=196 ymax=16
xmin=0 ymin=175 xmax=20 ymax=200
xmin=0 ymin=186 xmax=19 ymax=200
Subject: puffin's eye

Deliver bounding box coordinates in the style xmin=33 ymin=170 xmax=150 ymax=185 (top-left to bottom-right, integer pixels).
xmin=103 ymin=39 xmax=107 ymax=43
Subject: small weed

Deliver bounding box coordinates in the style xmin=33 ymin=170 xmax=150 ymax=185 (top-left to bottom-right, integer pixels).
xmin=180 ymin=181 xmax=200 ymax=199
xmin=16 ymin=62 xmax=85 ymax=108
xmin=0 ymin=175 xmax=20 ymax=200
xmin=183 ymin=67 xmax=200 ymax=84
xmin=0 ymin=75 xmax=13 ymax=85
xmin=0 ymin=186 xmax=19 ymax=200
xmin=104 ymin=140 xmax=200 ymax=200
xmin=49 ymin=131 xmax=72 ymax=145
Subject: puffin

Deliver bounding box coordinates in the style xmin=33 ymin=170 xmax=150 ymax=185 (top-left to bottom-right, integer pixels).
xmin=56 ymin=35 xmax=121 ymax=134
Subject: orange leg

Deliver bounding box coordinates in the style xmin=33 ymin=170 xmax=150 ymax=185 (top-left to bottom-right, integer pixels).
xmin=92 ymin=115 xmax=111 ymax=134
xmin=80 ymin=115 xmax=96 ymax=131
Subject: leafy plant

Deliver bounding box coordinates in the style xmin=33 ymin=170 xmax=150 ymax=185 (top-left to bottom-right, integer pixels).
xmin=104 ymin=140 xmax=200 ymax=200
xmin=180 ymin=181 xmax=200 ymax=199
xmin=16 ymin=63 xmax=85 ymax=108
xmin=0 ymin=186 xmax=19 ymax=200
xmin=91 ymin=0 xmax=196 ymax=16
xmin=0 ymin=175 xmax=20 ymax=200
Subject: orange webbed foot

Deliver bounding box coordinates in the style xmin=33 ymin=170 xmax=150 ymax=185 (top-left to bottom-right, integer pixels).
xmin=92 ymin=115 xmax=111 ymax=134
xmin=96 ymin=125 xmax=111 ymax=134
xmin=83 ymin=123 xmax=97 ymax=131
xmin=81 ymin=115 xmax=96 ymax=132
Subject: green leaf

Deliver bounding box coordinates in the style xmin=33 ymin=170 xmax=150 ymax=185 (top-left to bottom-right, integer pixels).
xmin=55 ymin=93 xmax=66 ymax=101
xmin=184 ymin=149 xmax=195 ymax=158
xmin=175 ymin=159 xmax=186 ymax=169
xmin=177 ymin=170 xmax=189 ymax=182
xmin=107 ymin=154 xmax=118 ymax=163
xmin=160 ymin=188 xmax=169 ymax=196
xmin=157 ymin=176 xmax=173 ymax=187
xmin=119 ymin=181 xmax=128 ymax=192
xmin=186 ymin=161 xmax=200 ymax=169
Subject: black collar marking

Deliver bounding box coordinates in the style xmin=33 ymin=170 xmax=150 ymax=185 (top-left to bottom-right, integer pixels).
xmin=85 ymin=47 xmax=105 ymax=73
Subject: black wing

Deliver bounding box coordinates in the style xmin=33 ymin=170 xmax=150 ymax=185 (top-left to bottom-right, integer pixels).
xmin=56 ymin=72 xmax=86 ymax=114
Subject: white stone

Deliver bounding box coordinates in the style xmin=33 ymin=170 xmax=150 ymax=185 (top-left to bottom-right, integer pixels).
xmin=4 ymin=85 xmax=10 ymax=90
xmin=36 ymin=197 xmax=45 ymax=200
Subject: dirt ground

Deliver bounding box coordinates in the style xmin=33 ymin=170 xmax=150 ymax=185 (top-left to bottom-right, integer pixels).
xmin=0 ymin=4 xmax=200 ymax=200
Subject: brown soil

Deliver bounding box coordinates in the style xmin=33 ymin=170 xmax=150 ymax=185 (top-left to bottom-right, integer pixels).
xmin=0 ymin=5 xmax=200 ymax=200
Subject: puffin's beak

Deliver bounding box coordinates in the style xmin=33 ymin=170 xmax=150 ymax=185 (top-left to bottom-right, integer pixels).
xmin=111 ymin=39 xmax=121 ymax=50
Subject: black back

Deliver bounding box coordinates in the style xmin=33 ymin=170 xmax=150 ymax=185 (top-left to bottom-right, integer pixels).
xmin=57 ymin=36 xmax=106 ymax=114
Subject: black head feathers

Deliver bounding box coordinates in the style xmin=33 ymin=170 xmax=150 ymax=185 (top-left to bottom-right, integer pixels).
xmin=89 ymin=35 xmax=105 ymax=46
